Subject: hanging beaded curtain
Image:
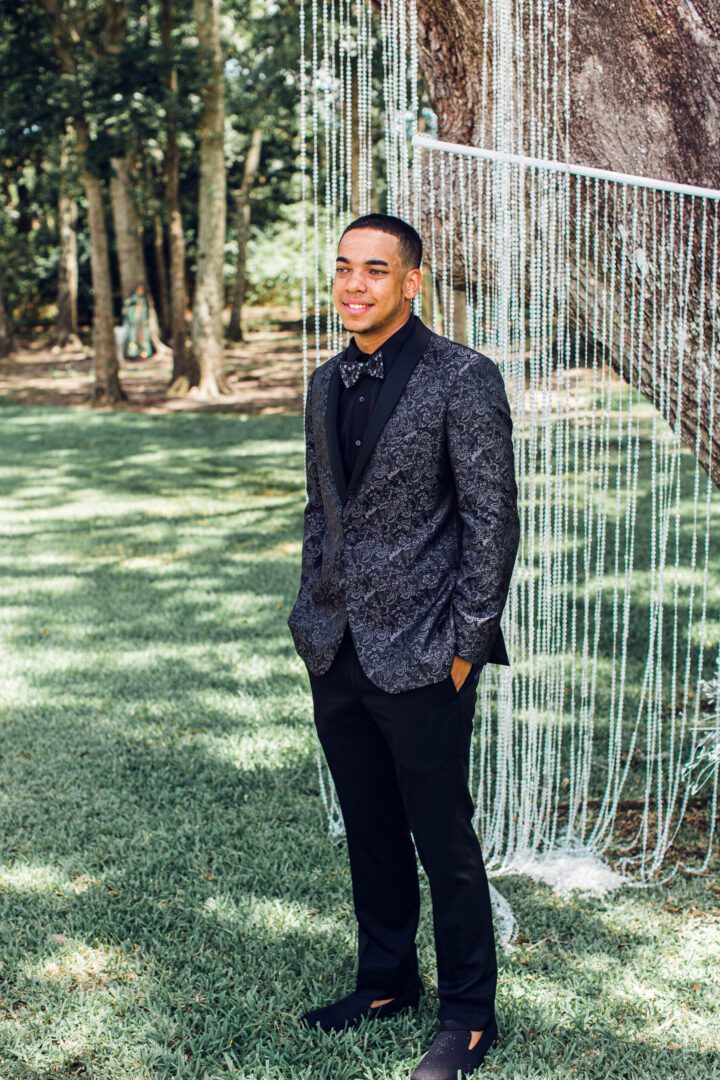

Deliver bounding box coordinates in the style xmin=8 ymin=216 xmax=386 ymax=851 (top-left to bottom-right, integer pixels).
xmin=298 ymin=0 xmax=417 ymax=390
xmin=409 ymin=0 xmax=720 ymax=886
xmin=416 ymin=139 xmax=720 ymax=884
xmin=298 ymin=0 xmax=422 ymax=842
xmin=298 ymin=0 xmax=720 ymax=890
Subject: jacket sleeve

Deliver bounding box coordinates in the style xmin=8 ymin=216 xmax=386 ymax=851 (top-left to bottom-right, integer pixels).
xmin=446 ymin=357 xmax=520 ymax=666
xmin=298 ymin=368 xmax=327 ymax=590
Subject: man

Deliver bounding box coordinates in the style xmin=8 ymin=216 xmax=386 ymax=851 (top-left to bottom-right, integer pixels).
xmin=288 ymin=213 xmax=520 ymax=1079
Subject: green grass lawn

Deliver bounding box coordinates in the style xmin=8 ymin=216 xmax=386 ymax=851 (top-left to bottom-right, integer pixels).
xmin=0 ymin=403 xmax=718 ymax=1079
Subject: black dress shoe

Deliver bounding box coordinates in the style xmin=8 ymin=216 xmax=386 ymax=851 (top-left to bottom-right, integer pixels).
xmin=301 ymin=979 xmax=424 ymax=1033
xmin=410 ymin=1017 xmax=499 ymax=1079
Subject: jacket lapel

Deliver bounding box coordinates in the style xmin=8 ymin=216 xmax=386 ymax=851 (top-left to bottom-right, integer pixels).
xmin=346 ymin=318 xmax=433 ymax=501
xmin=324 ymin=359 xmax=348 ymax=503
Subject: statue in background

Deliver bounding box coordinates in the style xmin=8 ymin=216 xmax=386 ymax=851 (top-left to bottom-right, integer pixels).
xmin=121 ymin=282 xmax=155 ymax=361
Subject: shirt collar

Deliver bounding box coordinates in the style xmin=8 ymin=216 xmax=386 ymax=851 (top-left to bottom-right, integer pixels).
xmin=346 ymin=313 xmax=417 ymax=371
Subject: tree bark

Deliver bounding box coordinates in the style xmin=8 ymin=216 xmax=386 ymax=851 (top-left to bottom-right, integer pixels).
xmin=160 ymin=0 xmax=195 ymax=393
xmin=228 ymin=127 xmax=263 ymax=343
xmin=153 ymin=212 xmax=171 ymax=339
xmin=81 ymin=125 xmax=125 ymax=403
xmin=0 ymin=277 xmax=13 ymax=359
xmin=189 ymin=0 xmax=228 ymax=398
xmin=414 ymin=0 xmax=720 ymax=488
xmin=54 ymin=128 xmax=80 ymax=349
xmin=55 ymin=188 xmax=80 ymax=348
xmin=109 ymin=153 xmax=146 ymax=299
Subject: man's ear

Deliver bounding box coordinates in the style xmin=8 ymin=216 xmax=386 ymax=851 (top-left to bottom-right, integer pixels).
xmin=404 ymin=267 xmax=423 ymax=301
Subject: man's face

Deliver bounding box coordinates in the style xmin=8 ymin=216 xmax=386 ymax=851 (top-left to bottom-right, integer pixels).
xmin=333 ymin=228 xmax=420 ymax=337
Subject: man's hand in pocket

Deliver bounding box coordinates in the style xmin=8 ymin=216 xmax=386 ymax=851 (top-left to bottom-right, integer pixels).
xmin=451 ymin=656 xmax=473 ymax=692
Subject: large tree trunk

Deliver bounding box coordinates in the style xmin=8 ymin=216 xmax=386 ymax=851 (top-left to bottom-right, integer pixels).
xmin=0 ymin=277 xmax=13 ymax=359
xmin=190 ymin=0 xmax=228 ymax=398
xmin=414 ymin=0 xmax=720 ymax=488
xmin=228 ymin=127 xmax=263 ymax=343
xmin=160 ymin=0 xmax=195 ymax=394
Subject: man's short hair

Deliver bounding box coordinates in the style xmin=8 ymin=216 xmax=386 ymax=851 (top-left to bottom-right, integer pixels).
xmin=341 ymin=213 xmax=423 ymax=269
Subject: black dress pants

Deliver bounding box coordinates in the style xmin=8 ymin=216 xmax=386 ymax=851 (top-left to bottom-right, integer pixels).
xmin=308 ymin=623 xmax=497 ymax=1031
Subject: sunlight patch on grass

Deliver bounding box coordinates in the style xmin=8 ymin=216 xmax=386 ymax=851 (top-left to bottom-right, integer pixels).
xmin=223 ymin=439 xmax=304 ymax=458
xmin=5 ymin=942 xmax=152 ymax=1079
xmin=231 ymin=540 xmax=301 ymax=562
xmin=203 ymin=891 xmax=345 ymax=941
xmin=0 ymin=862 xmax=108 ymax=898
xmin=119 ymin=554 xmax=181 ymax=570
xmin=0 ymin=862 xmax=68 ymax=893
xmin=0 ymin=575 xmax=82 ymax=597
xmin=195 ymin=727 xmax=308 ymax=772
xmin=33 ymin=942 xmax=136 ymax=992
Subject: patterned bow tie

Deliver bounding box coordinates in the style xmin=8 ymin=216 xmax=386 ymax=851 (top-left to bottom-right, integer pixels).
xmin=339 ymin=349 xmax=384 ymax=389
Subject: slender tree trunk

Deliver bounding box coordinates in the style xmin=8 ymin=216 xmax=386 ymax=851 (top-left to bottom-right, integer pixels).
xmin=190 ymin=0 xmax=228 ymax=397
xmin=55 ymin=189 xmax=80 ymax=347
xmin=81 ymin=127 xmax=125 ymax=403
xmin=0 ymin=278 xmax=13 ymax=359
xmin=153 ymin=212 xmax=171 ymax=339
xmin=162 ymin=0 xmax=195 ymax=392
xmin=451 ymin=288 xmax=468 ymax=346
xmin=228 ymin=127 xmax=263 ymax=343
xmin=420 ymin=263 xmax=436 ymax=330
xmin=55 ymin=130 xmax=80 ymax=349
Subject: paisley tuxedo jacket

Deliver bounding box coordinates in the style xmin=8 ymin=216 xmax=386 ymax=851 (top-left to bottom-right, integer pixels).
xmin=287 ymin=317 xmax=520 ymax=693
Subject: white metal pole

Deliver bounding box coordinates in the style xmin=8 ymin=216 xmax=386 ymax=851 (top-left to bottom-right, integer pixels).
xmin=412 ymin=133 xmax=720 ymax=202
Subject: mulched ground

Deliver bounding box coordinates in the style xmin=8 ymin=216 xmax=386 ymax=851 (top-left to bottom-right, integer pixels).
xmin=0 ymin=308 xmax=314 ymax=415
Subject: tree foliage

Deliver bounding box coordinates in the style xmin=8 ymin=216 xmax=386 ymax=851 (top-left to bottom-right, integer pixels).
xmin=0 ymin=0 xmax=302 ymax=347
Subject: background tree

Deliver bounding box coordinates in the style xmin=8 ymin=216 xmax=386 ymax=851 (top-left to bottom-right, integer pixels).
xmin=187 ymin=0 xmax=228 ymax=398
xmin=0 ymin=1 xmax=68 ymax=351
xmin=38 ymin=0 xmax=128 ymax=403
xmin=228 ymin=126 xmax=263 ymax=342
xmin=160 ymin=0 xmax=193 ymax=387
xmin=224 ymin=0 xmax=300 ymax=341
xmin=414 ymin=0 xmax=720 ymax=486
xmin=0 ymin=279 xmax=12 ymax=359
xmin=54 ymin=126 xmax=81 ymax=349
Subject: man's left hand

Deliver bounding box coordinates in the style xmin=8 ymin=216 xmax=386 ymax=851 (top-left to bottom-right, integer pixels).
xmin=450 ymin=656 xmax=473 ymax=692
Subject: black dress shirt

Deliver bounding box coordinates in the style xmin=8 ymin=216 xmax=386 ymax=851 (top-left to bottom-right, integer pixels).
xmin=338 ymin=313 xmax=417 ymax=480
